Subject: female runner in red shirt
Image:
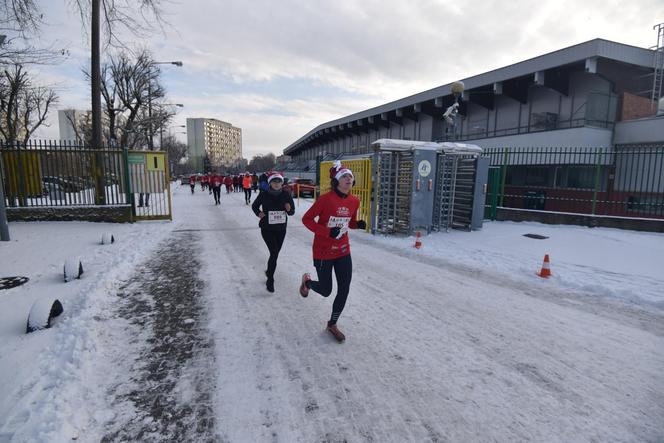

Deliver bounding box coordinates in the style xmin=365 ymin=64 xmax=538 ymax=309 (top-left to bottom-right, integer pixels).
xmin=299 ymin=162 xmax=366 ymax=342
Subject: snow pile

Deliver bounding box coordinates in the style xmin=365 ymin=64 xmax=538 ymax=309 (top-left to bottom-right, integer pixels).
xmin=0 ymin=218 xmax=173 ymax=441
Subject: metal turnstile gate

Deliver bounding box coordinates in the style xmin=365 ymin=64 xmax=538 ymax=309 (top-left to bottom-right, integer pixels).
xmin=375 ymin=150 xmax=414 ymax=234
xmin=371 ymin=142 xmax=438 ymax=235
xmin=371 ymin=139 xmax=486 ymax=235
xmin=433 ymin=155 xmax=488 ymax=231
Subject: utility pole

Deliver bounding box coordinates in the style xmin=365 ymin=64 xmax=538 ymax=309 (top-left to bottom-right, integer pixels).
xmin=91 ymin=0 xmax=101 ymax=148
xmin=91 ymin=0 xmax=105 ymax=204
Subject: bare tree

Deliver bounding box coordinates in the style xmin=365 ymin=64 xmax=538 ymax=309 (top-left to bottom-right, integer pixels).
xmin=99 ymin=63 xmax=122 ymax=144
xmin=248 ymin=153 xmax=276 ymax=173
xmin=114 ymin=51 xmax=164 ymax=148
xmin=70 ymin=0 xmax=170 ymax=155
xmin=0 ymin=1 xmax=69 ymax=65
xmin=0 ymin=0 xmax=42 ymax=37
xmin=2 ymin=0 xmax=168 ymax=49
xmin=0 ymin=64 xmax=57 ymax=145
xmin=161 ymin=133 xmax=187 ymax=163
xmin=70 ymin=0 xmax=167 ymax=49
xmin=86 ymin=50 xmax=165 ymax=149
xmin=63 ymin=109 xmax=92 ymax=144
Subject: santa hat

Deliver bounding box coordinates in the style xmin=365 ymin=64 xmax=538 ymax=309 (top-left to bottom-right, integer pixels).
xmin=329 ymin=160 xmax=354 ymax=181
xmin=267 ymin=171 xmax=284 ymax=183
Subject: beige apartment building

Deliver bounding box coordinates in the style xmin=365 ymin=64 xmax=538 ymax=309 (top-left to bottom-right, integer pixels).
xmin=186 ymin=118 xmax=242 ymax=171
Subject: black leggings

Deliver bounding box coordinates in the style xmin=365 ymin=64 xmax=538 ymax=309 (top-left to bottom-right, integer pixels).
xmin=261 ymin=229 xmax=286 ymax=279
xmin=244 ymin=188 xmax=252 ymax=203
xmin=212 ymin=186 xmax=221 ymax=203
xmin=309 ymin=254 xmax=352 ymax=325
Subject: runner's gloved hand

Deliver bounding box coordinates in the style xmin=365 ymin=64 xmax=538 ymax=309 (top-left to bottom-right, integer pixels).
xmin=356 ymin=220 xmax=366 ymax=229
xmin=329 ymin=227 xmax=341 ymax=238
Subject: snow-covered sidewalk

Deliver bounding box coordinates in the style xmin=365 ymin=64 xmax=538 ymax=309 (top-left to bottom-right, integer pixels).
xmin=0 ymin=183 xmax=663 ymax=442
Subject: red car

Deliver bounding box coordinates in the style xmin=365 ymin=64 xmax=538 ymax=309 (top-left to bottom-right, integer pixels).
xmin=290 ymin=178 xmax=316 ymax=198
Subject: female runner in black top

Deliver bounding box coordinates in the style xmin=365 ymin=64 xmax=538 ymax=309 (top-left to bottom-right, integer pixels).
xmin=251 ymin=171 xmax=296 ymax=292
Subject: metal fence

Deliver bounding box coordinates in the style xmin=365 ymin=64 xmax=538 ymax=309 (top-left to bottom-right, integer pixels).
xmin=1 ymin=140 xmax=129 ymax=207
xmin=1 ymin=140 xmax=172 ymax=221
xmin=482 ymin=144 xmax=664 ymax=219
xmin=443 ymin=117 xmax=615 ymax=142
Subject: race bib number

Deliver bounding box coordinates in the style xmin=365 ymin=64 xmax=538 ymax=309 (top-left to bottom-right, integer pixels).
xmin=327 ymin=216 xmax=350 ymax=228
xmin=328 ymin=216 xmax=350 ymax=239
xmin=268 ymin=211 xmax=286 ymax=224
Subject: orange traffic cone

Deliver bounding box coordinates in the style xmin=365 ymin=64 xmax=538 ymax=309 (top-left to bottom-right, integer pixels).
xmin=414 ymin=231 xmax=422 ymax=249
xmin=537 ymin=254 xmax=552 ymax=278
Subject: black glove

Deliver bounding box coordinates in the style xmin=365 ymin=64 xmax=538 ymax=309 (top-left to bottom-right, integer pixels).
xmin=356 ymin=220 xmax=366 ymax=230
xmin=329 ymin=227 xmax=341 ymax=238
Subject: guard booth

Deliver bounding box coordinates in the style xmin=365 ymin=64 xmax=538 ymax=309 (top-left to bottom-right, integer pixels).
xmin=369 ymin=139 xmax=487 ymax=235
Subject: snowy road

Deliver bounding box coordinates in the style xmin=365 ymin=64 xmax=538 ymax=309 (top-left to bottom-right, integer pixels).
xmin=3 ymin=185 xmax=661 ymax=442
xmin=158 ymin=186 xmax=663 ymax=442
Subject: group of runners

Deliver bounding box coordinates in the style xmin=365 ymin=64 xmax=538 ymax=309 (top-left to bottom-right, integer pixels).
xmin=189 ymin=172 xmax=261 ymax=205
xmin=251 ymin=162 xmax=364 ymax=342
xmin=186 ymin=162 xmax=363 ymax=342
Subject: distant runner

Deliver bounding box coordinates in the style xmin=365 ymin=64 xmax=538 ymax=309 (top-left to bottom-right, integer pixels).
xmin=189 ymin=174 xmax=196 ymax=194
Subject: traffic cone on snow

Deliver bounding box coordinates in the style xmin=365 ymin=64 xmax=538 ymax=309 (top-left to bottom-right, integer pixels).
xmin=414 ymin=231 xmax=422 ymax=249
xmin=537 ymin=254 xmax=552 ymax=278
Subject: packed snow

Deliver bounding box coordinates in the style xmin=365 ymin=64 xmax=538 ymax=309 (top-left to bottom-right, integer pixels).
xmin=0 ymin=182 xmax=663 ymax=442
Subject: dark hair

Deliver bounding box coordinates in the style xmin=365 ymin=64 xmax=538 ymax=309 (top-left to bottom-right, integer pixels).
xmin=330 ymin=177 xmax=355 ymax=189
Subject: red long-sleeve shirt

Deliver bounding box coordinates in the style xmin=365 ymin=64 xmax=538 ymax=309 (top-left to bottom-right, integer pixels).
xmin=210 ymin=175 xmax=222 ymax=187
xmin=302 ymin=190 xmax=361 ymax=260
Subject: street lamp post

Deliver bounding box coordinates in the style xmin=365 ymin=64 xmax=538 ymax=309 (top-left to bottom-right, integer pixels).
xmin=158 ymin=109 xmax=184 ymax=148
xmin=147 ymin=61 xmax=183 ymax=151
xmin=443 ymin=81 xmax=465 ymax=140
xmin=140 ymin=61 xmax=182 ymax=207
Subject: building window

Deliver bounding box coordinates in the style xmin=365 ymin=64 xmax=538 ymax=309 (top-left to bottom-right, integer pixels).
xmin=561 ymin=166 xmax=596 ymax=189
xmin=505 ymin=166 xmax=552 ymax=187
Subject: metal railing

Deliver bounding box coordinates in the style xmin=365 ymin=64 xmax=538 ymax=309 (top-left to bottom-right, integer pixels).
xmin=1 ymin=140 xmax=129 ymax=208
xmin=482 ymin=145 xmax=664 ymax=219
xmin=438 ymin=117 xmax=615 ymax=142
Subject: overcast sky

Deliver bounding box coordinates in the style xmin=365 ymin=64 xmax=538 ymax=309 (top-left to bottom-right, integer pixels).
xmin=25 ymin=0 xmax=664 ymax=158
